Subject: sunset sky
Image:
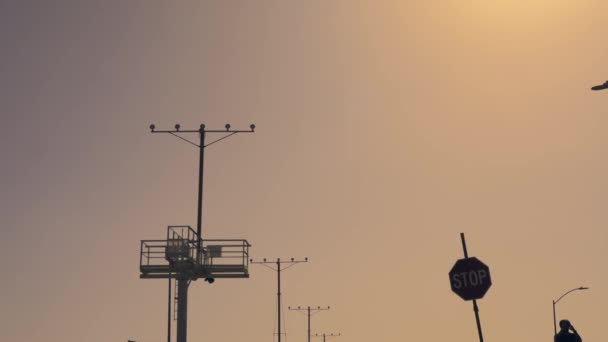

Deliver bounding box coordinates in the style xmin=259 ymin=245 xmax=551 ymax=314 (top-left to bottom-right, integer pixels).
xmin=2 ymin=1 xmax=608 ymax=342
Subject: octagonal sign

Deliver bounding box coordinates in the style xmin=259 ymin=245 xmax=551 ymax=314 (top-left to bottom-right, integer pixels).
xmin=449 ymin=257 xmax=492 ymax=301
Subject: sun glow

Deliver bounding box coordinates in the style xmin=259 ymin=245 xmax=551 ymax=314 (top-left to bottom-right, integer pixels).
xmin=448 ymin=0 xmax=592 ymax=33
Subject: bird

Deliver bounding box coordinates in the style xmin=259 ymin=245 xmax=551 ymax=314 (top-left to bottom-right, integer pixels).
xmin=591 ymin=80 xmax=608 ymax=91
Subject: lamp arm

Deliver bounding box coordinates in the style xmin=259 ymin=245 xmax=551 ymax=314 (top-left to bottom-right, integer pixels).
xmin=554 ymin=287 xmax=587 ymax=305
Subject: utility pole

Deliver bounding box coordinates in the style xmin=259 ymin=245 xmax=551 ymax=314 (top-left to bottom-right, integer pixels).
xmin=313 ymin=333 xmax=341 ymax=342
xmin=288 ymin=306 xmax=330 ymax=342
xmin=139 ymin=123 xmax=255 ymax=342
xmin=251 ymin=258 xmax=308 ymax=342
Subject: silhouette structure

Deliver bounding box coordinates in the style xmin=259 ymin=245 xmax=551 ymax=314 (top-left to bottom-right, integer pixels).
xmin=554 ymin=320 xmax=582 ymax=342
xmin=250 ymin=257 xmax=308 ymax=342
xmin=591 ymin=81 xmax=608 ymax=91
xmin=552 ymin=287 xmax=588 ymax=335
xmin=288 ymin=305 xmax=331 ymax=342
xmin=139 ymin=124 xmax=255 ymax=342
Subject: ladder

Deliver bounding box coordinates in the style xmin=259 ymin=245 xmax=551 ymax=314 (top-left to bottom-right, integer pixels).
xmin=173 ymin=278 xmax=178 ymax=321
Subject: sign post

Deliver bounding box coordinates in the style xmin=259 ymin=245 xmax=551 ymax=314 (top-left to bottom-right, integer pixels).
xmin=449 ymin=233 xmax=492 ymax=342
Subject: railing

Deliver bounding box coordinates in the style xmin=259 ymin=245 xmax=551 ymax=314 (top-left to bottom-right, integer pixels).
xmin=200 ymin=239 xmax=251 ymax=270
xmin=165 ymin=226 xmax=197 ymax=263
xmin=140 ymin=226 xmax=251 ymax=278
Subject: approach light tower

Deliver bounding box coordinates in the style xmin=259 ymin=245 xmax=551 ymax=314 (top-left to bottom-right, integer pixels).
xmin=139 ymin=123 xmax=255 ymax=342
xmin=288 ymin=305 xmax=330 ymax=342
xmin=251 ymin=257 xmax=308 ymax=342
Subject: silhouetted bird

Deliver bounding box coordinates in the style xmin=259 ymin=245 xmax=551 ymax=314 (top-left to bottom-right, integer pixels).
xmin=555 ymin=319 xmax=582 ymax=342
xmin=591 ymin=80 xmax=608 ymax=91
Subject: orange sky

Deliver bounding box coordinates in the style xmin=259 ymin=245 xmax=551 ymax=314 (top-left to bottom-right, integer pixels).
xmin=1 ymin=1 xmax=607 ymax=342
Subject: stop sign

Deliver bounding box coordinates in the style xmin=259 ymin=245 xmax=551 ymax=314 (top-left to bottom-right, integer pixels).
xmin=449 ymin=257 xmax=492 ymax=301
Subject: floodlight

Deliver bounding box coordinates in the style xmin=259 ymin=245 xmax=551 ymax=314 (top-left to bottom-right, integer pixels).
xmin=149 ymin=124 xmax=155 ymax=131
xmin=175 ymin=124 xmax=180 ymax=131
xmin=225 ymin=124 xmax=231 ymax=130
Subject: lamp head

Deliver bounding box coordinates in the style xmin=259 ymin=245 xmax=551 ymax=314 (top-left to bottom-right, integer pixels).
xmin=225 ymin=123 xmax=231 ymax=131
xmin=174 ymin=123 xmax=180 ymax=131
xmin=149 ymin=124 xmax=155 ymax=132
xmin=250 ymin=124 xmax=256 ymax=131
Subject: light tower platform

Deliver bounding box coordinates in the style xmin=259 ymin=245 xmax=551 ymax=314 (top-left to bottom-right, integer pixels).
xmin=140 ymin=226 xmax=251 ymax=280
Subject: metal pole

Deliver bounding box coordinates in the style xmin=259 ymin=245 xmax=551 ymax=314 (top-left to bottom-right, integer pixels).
xmin=176 ymin=278 xmax=189 ymax=342
xmin=553 ymin=301 xmax=557 ymax=336
xmin=307 ymin=307 xmax=311 ymax=342
xmin=277 ymin=259 xmax=282 ymax=342
xmin=460 ymin=233 xmax=469 ymax=259
xmin=196 ymin=126 xmax=205 ymax=261
xmin=168 ymin=273 xmax=172 ymax=342
xmin=460 ymin=233 xmax=484 ymax=342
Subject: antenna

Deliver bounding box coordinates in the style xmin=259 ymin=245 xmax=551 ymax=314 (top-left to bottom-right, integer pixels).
xmin=313 ymin=333 xmax=341 ymax=342
xmin=139 ymin=124 xmax=255 ymax=342
xmin=288 ymin=306 xmax=330 ymax=342
xmin=251 ymin=257 xmax=308 ymax=342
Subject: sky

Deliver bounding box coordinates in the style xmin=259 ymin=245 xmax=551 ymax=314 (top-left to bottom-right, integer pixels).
xmin=1 ymin=1 xmax=607 ymax=342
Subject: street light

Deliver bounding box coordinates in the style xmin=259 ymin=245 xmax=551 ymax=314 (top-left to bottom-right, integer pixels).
xmin=552 ymin=286 xmax=589 ymax=335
